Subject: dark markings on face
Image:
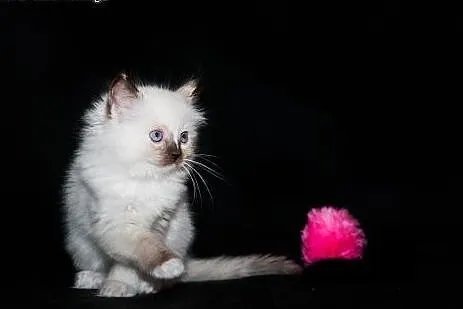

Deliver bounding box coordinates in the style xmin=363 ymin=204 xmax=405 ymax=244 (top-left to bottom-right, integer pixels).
xmin=161 ymin=141 xmax=182 ymax=166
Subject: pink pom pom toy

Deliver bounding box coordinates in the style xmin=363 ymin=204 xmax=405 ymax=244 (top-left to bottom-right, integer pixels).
xmin=301 ymin=206 xmax=367 ymax=265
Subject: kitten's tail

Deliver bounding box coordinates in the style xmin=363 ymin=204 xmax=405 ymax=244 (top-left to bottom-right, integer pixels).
xmin=181 ymin=254 xmax=303 ymax=282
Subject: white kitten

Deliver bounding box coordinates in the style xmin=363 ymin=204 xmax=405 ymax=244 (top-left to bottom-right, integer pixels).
xmin=62 ymin=73 xmax=302 ymax=297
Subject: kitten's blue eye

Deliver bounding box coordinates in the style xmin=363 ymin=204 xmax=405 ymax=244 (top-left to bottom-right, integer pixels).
xmin=149 ymin=130 xmax=164 ymax=142
xmin=180 ymin=131 xmax=188 ymax=144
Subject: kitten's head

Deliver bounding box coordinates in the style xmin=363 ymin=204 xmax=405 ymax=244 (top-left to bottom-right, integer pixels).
xmin=97 ymin=73 xmax=206 ymax=177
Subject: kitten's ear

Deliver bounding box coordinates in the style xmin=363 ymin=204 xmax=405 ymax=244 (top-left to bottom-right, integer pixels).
xmin=107 ymin=73 xmax=139 ymax=117
xmin=176 ymin=79 xmax=198 ymax=101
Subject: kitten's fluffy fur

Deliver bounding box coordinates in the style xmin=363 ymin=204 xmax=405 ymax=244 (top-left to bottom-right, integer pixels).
xmin=62 ymin=73 xmax=302 ymax=297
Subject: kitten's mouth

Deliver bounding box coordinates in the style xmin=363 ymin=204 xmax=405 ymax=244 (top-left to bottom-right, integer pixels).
xmin=159 ymin=157 xmax=183 ymax=167
xmin=167 ymin=158 xmax=184 ymax=167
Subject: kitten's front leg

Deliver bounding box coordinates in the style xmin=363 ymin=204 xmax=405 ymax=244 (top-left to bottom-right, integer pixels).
xmin=74 ymin=270 xmax=105 ymax=290
xmin=93 ymin=221 xmax=184 ymax=280
xmin=99 ymin=264 xmax=139 ymax=297
xmin=98 ymin=263 xmax=163 ymax=297
xmin=149 ymin=210 xmax=185 ymax=280
xmin=99 ymin=263 xmax=163 ymax=297
xmin=134 ymin=231 xmax=185 ymax=279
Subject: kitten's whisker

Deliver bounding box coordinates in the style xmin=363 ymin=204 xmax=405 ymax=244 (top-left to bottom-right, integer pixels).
xmin=186 ymin=162 xmax=213 ymax=205
xmin=182 ymin=166 xmax=197 ymax=205
xmin=184 ymin=159 xmax=225 ymax=181
xmin=185 ymin=163 xmax=202 ymax=206
xmin=194 ymin=155 xmax=223 ymax=170
xmin=195 ymin=153 xmax=220 ymax=159
xmin=184 ymin=162 xmax=203 ymax=207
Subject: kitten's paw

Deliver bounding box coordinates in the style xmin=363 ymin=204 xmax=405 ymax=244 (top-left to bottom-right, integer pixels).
xmin=98 ymin=280 xmax=137 ymax=298
xmin=138 ymin=280 xmax=158 ymax=295
xmin=152 ymin=258 xmax=184 ymax=279
xmin=74 ymin=270 xmax=105 ymax=289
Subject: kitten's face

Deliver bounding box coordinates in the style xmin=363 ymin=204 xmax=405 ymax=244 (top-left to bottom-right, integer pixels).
xmin=104 ymin=74 xmax=205 ymax=175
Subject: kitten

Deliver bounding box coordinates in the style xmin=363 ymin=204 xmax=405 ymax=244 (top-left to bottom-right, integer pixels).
xmin=62 ymin=73 xmax=302 ymax=297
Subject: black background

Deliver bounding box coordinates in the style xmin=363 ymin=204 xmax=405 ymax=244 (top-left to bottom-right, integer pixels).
xmin=2 ymin=0 xmax=460 ymax=307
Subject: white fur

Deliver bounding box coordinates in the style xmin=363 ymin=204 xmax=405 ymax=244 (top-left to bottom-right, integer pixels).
xmin=152 ymin=258 xmax=185 ymax=279
xmin=62 ymin=78 xmax=302 ymax=298
xmin=74 ymin=270 xmax=105 ymax=289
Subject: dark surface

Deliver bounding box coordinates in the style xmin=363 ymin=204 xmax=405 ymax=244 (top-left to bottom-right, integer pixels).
xmin=3 ymin=1 xmax=458 ymax=307
xmin=44 ymin=281 xmax=405 ymax=309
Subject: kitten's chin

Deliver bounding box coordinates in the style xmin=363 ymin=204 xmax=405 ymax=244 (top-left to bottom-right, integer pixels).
xmin=158 ymin=164 xmax=184 ymax=176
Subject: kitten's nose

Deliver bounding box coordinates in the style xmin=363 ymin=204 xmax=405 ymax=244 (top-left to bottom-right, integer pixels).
xmin=170 ymin=150 xmax=181 ymax=161
xmin=166 ymin=142 xmax=182 ymax=163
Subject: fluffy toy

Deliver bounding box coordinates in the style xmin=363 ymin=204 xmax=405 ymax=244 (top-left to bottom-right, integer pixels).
xmin=301 ymin=206 xmax=367 ymax=265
